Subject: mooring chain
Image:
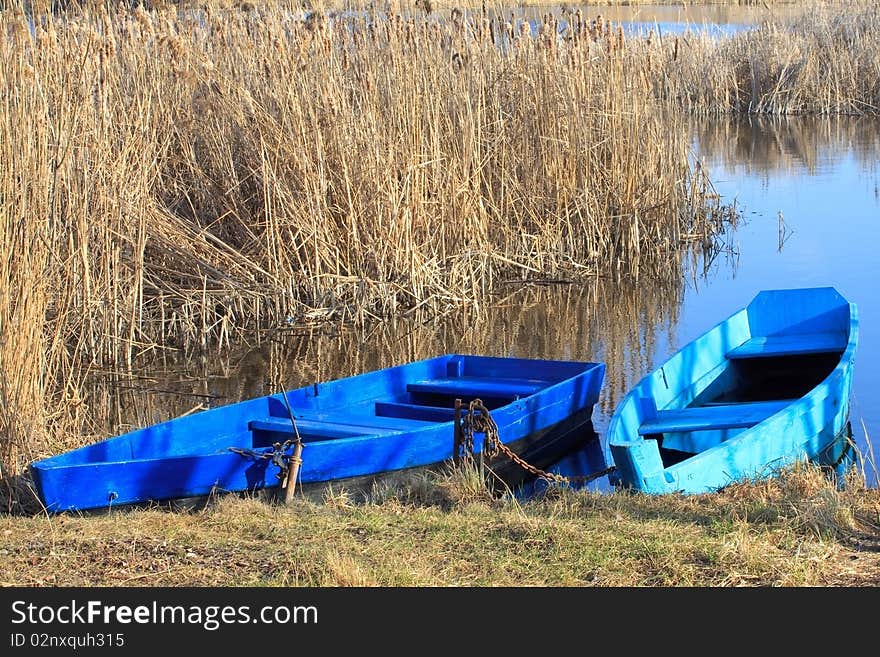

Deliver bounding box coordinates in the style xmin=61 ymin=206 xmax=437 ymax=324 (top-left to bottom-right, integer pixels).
xmin=229 ymin=440 xmax=297 ymax=482
xmin=563 ymin=466 xmax=617 ymax=485
xmin=458 ymin=399 xmax=570 ymax=484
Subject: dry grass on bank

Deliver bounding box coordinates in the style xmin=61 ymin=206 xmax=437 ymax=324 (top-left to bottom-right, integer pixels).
xmin=1 ymin=464 xmax=878 ymax=586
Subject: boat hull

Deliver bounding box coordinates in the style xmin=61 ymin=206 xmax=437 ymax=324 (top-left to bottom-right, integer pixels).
xmin=30 ymin=354 xmax=605 ymax=511
xmin=607 ymin=287 xmax=858 ymax=494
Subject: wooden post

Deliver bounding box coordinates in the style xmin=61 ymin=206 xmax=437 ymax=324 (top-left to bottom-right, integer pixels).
xmin=279 ymin=390 xmax=304 ymax=505
xmin=283 ymin=439 xmax=303 ymax=505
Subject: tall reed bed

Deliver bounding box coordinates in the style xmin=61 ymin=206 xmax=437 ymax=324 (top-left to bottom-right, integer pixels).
xmin=641 ymin=1 xmax=880 ymax=114
xmin=0 ymin=3 xmax=731 ymax=483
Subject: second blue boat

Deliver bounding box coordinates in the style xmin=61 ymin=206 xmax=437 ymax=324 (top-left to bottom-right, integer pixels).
xmin=607 ymin=287 xmax=858 ymax=494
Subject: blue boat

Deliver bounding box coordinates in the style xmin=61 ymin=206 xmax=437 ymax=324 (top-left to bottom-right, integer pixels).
xmin=607 ymin=287 xmax=858 ymax=495
xmin=30 ymin=354 xmax=605 ymax=512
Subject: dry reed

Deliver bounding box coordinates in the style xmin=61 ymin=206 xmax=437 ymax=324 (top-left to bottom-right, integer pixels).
xmin=640 ymin=1 xmax=880 ymax=115
xmin=0 ymin=2 xmax=734 ymax=485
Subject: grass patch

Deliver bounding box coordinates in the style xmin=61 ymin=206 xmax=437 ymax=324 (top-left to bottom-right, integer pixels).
xmin=1 ymin=464 xmax=877 ymax=586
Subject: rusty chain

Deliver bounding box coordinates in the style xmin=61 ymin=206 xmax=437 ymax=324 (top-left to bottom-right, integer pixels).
xmin=458 ymin=398 xmax=571 ymax=484
xmin=229 ymin=440 xmax=297 ymax=482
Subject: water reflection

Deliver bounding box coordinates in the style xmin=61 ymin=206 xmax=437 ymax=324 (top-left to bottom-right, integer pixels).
xmin=689 ymin=114 xmax=880 ymax=485
xmin=692 ymin=115 xmax=880 ymax=177
xmin=91 ymin=113 xmax=879 ymax=494
xmin=89 ymin=272 xmax=705 ymax=493
xmin=515 ymin=425 xmax=613 ymax=496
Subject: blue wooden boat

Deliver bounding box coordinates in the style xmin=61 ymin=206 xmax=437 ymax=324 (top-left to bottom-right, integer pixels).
xmin=30 ymin=354 xmax=605 ymax=512
xmin=607 ymin=287 xmax=858 ymax=495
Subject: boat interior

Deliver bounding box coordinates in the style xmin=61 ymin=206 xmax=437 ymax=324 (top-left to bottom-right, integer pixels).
xmin=249 ymin=369 xmax=557 ymax=446
xmin=642 ymin=334 xmax=845 ymax=465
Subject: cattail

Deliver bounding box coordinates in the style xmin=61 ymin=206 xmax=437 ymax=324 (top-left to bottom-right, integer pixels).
xmin=430 ymin=22 xmax=442 ymax=46
xmin=35 ymin=26 xmax=59 ymax=56
xmin=451 ymin=7 xmax=463 ymax=32
xmin=135 ymin=5 xmax=154 ymax=38
xmin=539 ymin=23 xmax=553 ymax=50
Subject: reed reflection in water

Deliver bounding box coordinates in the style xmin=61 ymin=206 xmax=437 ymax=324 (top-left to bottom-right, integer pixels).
xmin=691 ymin=115 xmax=880 ymax=178
xmin=82 ymin=269 xmax=712 ymax=493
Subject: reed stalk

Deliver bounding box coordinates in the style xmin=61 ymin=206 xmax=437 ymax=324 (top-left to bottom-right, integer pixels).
xmin=641 ymin=1 xmax=880 ymax=115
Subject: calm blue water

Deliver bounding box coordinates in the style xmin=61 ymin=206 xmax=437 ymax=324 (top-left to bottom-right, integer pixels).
xmin=512 ymin=1 xmax=775 ymax=39
xmin=543 ymin=116 xmax=880 ymax=491
xmin=685 ymin=117 xmax=880 ymax=484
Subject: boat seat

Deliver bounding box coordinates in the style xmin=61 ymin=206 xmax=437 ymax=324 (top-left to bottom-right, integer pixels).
xmin=374 ymin=401 xmax=457 ymax=422
xmin=638 ymin=399 xmax=791 ymax=435
xmin=726 ymin=332 xmax=846 ymax=359
xmin=250 ymin=417 xmax=388 ymax=438
xmin=291 ymin=412 xmax=434 ymax=431
xmin=406 ymin=377 xmax=546 ymax=399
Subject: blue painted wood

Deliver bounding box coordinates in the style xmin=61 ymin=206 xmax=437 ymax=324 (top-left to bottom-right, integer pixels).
xmin=283 ymin=412 xmax=435 ymax=431
xmin=406 ymin=377 xmax=547 ymax=399
xmin=638 ymin=400 xmax=792 ymax=435
xmin=249 ymin=418 xmax=376 ymax=438
xmin=726 ymin=331 xmax=846 ymax=359
xmin=29 ymin=354 xmax=605 ymax=512
xmin=607 ymin=287 xmax=858 ymax=495
xmin=374 ymin=402 xmax=457 ymax=422
xmin=659 ymin=427 xmax=745 ymax=455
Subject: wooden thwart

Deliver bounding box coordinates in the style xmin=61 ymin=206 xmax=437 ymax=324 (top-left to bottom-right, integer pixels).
xmin=374 ymin=401 xmax=457 ymax=422
xmin=406 ymin=376 xmax=546 ymax=398
xmin=726 ymin=332 xmax=846 ymax=359
xmin=638 ymin=399 xmax=791 ymax=435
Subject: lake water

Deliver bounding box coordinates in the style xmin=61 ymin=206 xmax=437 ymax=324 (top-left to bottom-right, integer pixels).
xmin=515 ymin=1 xmax=778 ymax=37
xmin=685 ymin=115 xmax=880 ymax=483
xmin=100 ymin=6 xmax=880 ymax=496
xmin=542 ymin=114 xmax=880 ymax=491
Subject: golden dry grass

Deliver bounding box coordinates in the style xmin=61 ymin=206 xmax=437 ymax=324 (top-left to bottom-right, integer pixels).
xmin=640 ymin=1 xmax=880 ymax=114
xmin=0 ymin=2 xmax=734 ymax=483
xmin=1 ymin=465 xmax=877 ymax=586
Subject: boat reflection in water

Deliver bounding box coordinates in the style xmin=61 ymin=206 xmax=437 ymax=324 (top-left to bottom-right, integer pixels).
xmin=510 ymin=422 xmax=616 ymax=499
